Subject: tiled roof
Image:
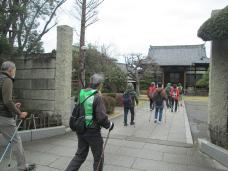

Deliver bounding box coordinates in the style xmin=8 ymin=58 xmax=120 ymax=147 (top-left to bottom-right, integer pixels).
xmin=147 ymin=44 xmax=209 ymax=66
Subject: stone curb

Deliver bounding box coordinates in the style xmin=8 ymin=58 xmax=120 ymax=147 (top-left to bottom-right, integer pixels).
xmin=0 ymin=126 xmax=66 ymax=144
xmin=198 ymin=138 xmax=228 ymax=168
xmin=183 ymin=101 xmax=194 ymax=145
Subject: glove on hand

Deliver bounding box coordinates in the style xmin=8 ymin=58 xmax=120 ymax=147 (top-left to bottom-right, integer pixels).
xmin=109 ymin=122 xmax=114 ymax=131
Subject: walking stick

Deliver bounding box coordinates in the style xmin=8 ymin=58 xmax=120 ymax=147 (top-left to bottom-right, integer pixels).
xmin=149 ymin=110 xmax=153 ymax=122
xmin=0 ymin=120 xmax=23 ymax=164
xmin=163 ymin=101 xmax=167 ymax=123
xmin=96 ymin=130 xmax=111 ymax=171
xmin=165 ymin=105 xmax=167 ymax=123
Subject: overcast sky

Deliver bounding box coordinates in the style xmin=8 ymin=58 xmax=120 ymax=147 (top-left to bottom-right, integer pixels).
xmin=42 ymin=0 xmax=228 ymax=61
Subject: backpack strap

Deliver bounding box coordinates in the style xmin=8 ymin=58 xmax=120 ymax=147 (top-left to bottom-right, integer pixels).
xmin=80 ymin=90 xmax=98 ymax=104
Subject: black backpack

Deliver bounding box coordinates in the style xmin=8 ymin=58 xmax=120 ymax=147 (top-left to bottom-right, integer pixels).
xmin=154 ymin=91 xmax=163 ymax=106
xmin=123 ymin=92 xmax=133 ymax=106
xmin=69 ymin=91 xmax=97 ymax=134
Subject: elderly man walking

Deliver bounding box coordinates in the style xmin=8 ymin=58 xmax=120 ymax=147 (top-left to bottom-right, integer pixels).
xmin=66 ymin=73 xmax=114 ymax=171
xmin=0 ymin=61 xmax=35 ymax=171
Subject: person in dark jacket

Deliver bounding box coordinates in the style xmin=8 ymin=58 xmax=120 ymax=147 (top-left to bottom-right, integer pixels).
xmin=152 ymin=83 xmax=167 ymax=123
xmin=123 ymin=83 xmax=138 ymax=126
xmin=0 ymin=61 xmax=35 ymax=171
xmin=66 ymin=73 xmax=114 ymax=171
xmin=165 ymin=83 xmax=172 ymax=108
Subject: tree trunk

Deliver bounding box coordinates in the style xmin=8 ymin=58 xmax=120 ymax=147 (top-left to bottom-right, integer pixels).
xmin=78 ymin=0 xmax=86 ymax=89
xmin=136 ymin=70 xmax=140 ymax=95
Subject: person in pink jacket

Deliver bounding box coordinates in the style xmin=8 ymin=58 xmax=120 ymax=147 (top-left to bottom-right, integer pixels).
xmin=170 ymin=84 xmax=180 ymax=112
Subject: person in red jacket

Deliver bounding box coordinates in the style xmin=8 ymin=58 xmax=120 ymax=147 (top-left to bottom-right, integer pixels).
xmin=147 ymin=82 xmax=156 ymax=111
xmin=170 ymin=84 xmax=180 ymax=112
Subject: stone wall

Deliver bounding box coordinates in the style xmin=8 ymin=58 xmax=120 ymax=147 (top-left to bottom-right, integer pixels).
xmin=209 ymin=40 xmax=228 ymax=149
xmin=13 ymin=54 xmax=56 ymax=113
xmin=1 ymin=25 xmax=73 ymax=127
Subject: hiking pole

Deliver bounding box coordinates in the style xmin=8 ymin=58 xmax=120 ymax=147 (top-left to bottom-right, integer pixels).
xmin=0 ymin=119 xmax=23 ymax=164
xmin=8 ymin=116 xmax=21 ymax=167
xmin=149 ymin=110 xmax=152 ymax=122
xmin=7 ymin=147 xmax=12 ymax=167
xmin=164 ymin=101 xmax=167 ymax=123
xmin=165 ymin=105 xmax=167 ymax=123
xmin=96 ymin=130 xmax=111 ymax=171
xmin=8 ymin=115 xmax=18 ymax=168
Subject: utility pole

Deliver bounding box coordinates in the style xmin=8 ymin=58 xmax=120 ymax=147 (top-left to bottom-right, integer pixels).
xmin=79 ymin=0 xmax=86 ymax=89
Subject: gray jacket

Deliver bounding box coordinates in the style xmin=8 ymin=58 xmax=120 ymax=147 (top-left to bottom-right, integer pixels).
xmin=0 ymin=72 xmax=21 ymax=118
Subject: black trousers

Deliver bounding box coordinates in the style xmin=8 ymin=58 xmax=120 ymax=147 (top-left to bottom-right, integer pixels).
xmin=124 ymin=106 xmax=135 ymax=124
xmin=149 ymin=99 xmax=154 ymax=110
xmin=66 ymin=129 xmax=104 ymax=171
xmin=171 ymin=99 xmax=178 ymax=112
xmin=166 ymin=96 xmax=172 ymax=108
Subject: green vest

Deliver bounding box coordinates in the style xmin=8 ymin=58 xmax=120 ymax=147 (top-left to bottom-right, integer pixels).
xmin=79 ymin=89 xmax=96 ymax=126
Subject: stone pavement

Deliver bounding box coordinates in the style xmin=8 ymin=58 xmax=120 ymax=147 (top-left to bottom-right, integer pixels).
xmin=185 ymin=99 xmax=210 ymax=143
xmin=0 ymin=101 xmax=227 ymax=171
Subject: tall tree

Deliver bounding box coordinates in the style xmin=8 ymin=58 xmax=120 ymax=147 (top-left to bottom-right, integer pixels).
xmin=0 ymin=0 xmax=66 ymax=54
xmin=72 ymin=44 xmax=127 ymax=94
xmin=73 ymin=0 xmax=104 ymax=88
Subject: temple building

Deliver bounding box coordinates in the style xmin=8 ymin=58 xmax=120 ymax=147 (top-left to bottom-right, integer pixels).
xmin=146 ymin=44 xmax=209 ymax=92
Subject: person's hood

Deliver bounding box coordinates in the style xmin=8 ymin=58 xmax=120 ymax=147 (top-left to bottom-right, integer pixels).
xmin=126 ymin=83 xmax=134 ymax=91
xmin=0 ymin=71 xmax=14 ymax=82
xmin=166 ymin=83 xmax=171 ymax=87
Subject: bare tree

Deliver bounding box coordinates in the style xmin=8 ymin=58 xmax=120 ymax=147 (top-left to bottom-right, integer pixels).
xmin=125 ymin=54 xmax=144 ymax=95
xmin=125 ymin=53 xmax=159 ymax=95
xmin=73 ymin=0 xmax=104 ymax=88
xmin=0 ymin=0 xmax=66 ymax=54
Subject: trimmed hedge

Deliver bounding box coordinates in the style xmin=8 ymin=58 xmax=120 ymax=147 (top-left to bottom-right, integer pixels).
xmin=198 ymin=6 xmax=228 ymax=41
xmin=102 ymin=95 xmax=116 ymax=114
xmin=103 ymin=93 xmax=124 ymax=107
xmin=115 ymin=93 xmax=124 ymax=107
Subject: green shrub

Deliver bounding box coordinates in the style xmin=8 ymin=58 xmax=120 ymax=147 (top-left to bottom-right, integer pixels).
xmin=0 ymin=37 xmax=13 ymax=54
xmin=196 ymin=68 xmax=209 ymax=88
xmin=102 ymin=93 xmax=124 ymax=107
xmin=140 ymin=90 xmax=147 ymax=95
xmin=102 ymin=95 xmax=116 ymax=114
xmin=115 ymin=93 xmax=123 ymax=107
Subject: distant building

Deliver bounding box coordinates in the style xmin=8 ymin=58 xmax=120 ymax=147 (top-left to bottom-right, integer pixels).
xmin=146 ymin=44 xmax=209 ymax=91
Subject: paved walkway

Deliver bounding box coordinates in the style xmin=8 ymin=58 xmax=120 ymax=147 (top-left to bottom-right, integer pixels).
xmin=0 ymin=101 xmax=227 ymax=171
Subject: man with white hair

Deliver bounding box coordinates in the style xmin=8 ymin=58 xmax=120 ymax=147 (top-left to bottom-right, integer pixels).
xmin=0 ymin=61 xmax=35 ymax=171
xmin=66 ymin=73 xmax=114 ymax=171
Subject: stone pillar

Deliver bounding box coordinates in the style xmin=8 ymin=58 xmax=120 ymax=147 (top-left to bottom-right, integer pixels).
xmin=209 ymin=40 xmax=228 ymax=147
xmin=55 ymin=25 xmax=73 ymax=126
